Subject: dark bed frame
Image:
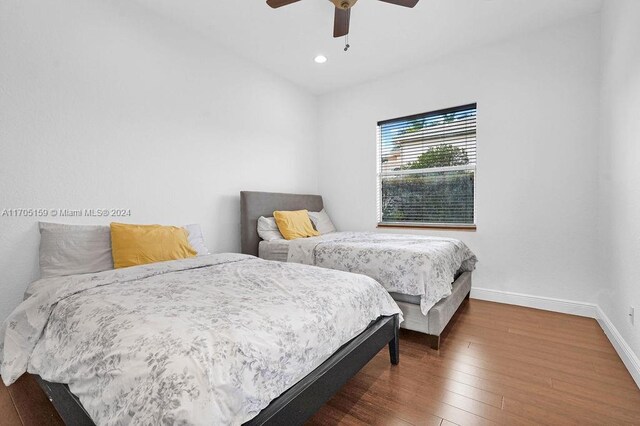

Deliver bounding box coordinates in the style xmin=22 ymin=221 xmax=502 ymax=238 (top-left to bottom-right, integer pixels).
xmin=33 ymin=314 xmax=400 ymax=425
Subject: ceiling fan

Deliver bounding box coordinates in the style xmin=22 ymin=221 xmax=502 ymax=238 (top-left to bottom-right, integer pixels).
xmin=267 ymin=0 xmax=419 ymax=38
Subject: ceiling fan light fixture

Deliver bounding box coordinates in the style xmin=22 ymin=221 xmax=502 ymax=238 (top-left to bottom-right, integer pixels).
xmin=314 ymin=55 xmax=328 ymax=64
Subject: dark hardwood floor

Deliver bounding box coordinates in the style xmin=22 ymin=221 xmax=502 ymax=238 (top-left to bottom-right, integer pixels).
xmin=1 ymin=299 xmax=639 ymax=425
xmin=308 ymin=300 xmax=640 ymax=425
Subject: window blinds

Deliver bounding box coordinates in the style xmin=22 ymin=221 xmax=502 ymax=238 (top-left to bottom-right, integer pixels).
xmin=377 ymin=104 xmax=477 ymax=226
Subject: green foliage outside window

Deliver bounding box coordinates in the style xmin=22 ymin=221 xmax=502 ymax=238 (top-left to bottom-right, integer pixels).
xmin=404 ymin=144 xmax=469 ymax=170
xmin=381 ymin=171 xmax=474 ymax=224
xmin=382 ymin=144 xmax=474 ymax=224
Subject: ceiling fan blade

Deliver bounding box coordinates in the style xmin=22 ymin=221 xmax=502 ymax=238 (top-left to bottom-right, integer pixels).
xmin=333 ymin=7 xmax=351 ymax=38
xmin=378 ymin=0 xmax=419 ymax=7
xmin=266 ymin=0 xmax=301 ymax=9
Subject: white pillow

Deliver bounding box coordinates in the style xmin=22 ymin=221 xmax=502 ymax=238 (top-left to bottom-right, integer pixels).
xmin=257 ymin=216 xmax=285 ymax=241
xmin=183 ymin=224 xmax=210 ymax=256
xmin=39 ymin=222 xmax=210 ymax=279
xmin=308 ymin=209 xmax=336 ymax=234
xmin=39 ymin=222 xmax=114 ymax=278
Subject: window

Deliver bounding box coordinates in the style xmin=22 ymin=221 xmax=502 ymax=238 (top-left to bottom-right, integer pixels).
xmin=377 ymin=103 xmax=477 ymax=229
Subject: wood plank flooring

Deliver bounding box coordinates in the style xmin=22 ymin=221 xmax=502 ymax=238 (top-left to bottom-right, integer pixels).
xmin=1 ymin=299 xmax=639 ymax=425
xmin=307 ymin=300 xmax=640 ymax=426
xmin=0 ymin=375 xmax=63 ymax=426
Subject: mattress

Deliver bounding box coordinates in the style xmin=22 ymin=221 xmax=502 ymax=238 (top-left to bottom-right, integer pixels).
xmin=389 ymin=292 xmax=421 ymax=305
xmin=259 ymin=240 xmax=437 ymax=307
xmin=258 ymin=240 xmax=429 ymax=305
xmin=389 ymin=270 xmax=464 ymax=306
xmin=259 ymin=239 xmax=290 ymax=262
xmin=288 ymin=232 xmax=477 ymax=314
xmin=259 ymin=234 xmax=474 ymax=313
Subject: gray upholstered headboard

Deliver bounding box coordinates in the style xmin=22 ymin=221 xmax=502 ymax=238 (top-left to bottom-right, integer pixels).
xmin=240 ymin=191 xmax=324 ymax=256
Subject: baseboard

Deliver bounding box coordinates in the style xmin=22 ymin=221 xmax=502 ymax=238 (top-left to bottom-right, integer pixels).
xmin=596 ymin=306 xmax=640 ymax=388
xmin=470 ymin=287 xmax=640 ymax=389
xmin=470 ymin=287 xmax=598 ymax=318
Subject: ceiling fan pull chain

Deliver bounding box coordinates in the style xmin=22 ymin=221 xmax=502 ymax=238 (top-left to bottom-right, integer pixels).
xmin=344 ymin=34 xmax=350 ymax=52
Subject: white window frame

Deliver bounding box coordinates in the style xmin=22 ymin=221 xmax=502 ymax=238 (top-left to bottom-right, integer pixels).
xmin=376 ymin=104 xmax=477 ymax=229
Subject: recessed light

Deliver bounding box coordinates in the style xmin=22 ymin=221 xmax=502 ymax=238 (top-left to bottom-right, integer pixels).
xmin=314 ymin=55 xmax=328 ymax=64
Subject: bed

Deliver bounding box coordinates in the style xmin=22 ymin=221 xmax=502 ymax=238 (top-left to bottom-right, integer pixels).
xmin=0 ymin=254 xmax=401 ymax=425
xmin=241 ymin=190 xmax=477 ymax=350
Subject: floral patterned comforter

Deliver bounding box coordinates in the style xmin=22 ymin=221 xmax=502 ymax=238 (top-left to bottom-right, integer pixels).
xmin=288 ymin=232 xmax=477 ymax=314
xmin=0 ymin=254 xmax=401 ymax=425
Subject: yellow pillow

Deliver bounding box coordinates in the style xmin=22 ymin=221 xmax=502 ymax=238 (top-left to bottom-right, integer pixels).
xmin=110 ymin=223 xmax=197 ymax=269
xmin=273 ymin=210 xmax=320 ymax=240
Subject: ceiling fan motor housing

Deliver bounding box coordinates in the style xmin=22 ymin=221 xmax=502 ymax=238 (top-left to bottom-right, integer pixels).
xmin=330 ymin=0 xmax=358 ymax=10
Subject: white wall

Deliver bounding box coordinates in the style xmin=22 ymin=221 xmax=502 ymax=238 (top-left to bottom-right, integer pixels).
xmin=0 ymin=0 xmax=318 ymax=322
xmin=599 ymin=0 xmax=640 ymax=360
xmin=317 ymin=15 xmax=603 ymax=304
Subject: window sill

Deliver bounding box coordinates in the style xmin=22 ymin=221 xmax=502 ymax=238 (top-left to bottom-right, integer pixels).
xmin=377 ymin=223 xmax=477 ymax=232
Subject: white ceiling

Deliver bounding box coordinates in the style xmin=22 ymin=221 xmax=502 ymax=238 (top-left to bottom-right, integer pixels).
xmin=134 ymin=0 xmax=602 ymax=94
